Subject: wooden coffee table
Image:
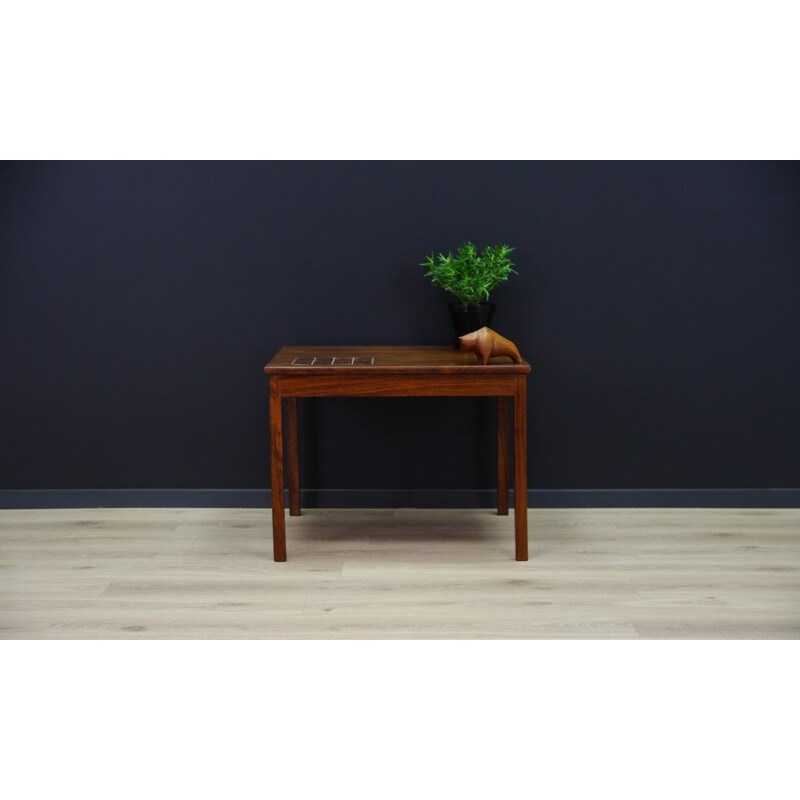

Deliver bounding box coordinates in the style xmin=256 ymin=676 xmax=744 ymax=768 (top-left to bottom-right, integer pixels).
xmin=263 ymin=346 xmax=530 ymax=561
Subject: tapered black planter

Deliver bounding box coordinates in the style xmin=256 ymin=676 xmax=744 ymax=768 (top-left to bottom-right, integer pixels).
xmin=448 ymin=302 xmax=496 ymax=347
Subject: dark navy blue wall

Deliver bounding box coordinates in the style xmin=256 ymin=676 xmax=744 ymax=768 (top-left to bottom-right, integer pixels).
xmin=1 ymin=161 xmax=799 ymax=502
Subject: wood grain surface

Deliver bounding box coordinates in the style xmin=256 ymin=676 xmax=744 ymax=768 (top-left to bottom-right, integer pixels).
xmin=496 ymin=398 xmax=510 ymax=516
xmin=2 ymin=508 xmax=798 ymax=639
xmin=264 ymin=345 xmax=531 ymax=375
xmin=274 ymin=373 xmax=518 ymax=397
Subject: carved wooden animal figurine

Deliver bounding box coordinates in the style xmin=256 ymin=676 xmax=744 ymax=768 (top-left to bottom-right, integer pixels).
xmin=459 ymin=327 xmax=523 ymax=365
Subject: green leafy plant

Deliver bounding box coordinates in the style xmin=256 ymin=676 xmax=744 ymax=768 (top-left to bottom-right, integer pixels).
xmin=421 ymin=242 xmax=517 ymax=305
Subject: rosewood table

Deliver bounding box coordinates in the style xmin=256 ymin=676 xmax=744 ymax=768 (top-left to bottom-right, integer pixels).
xmin=263 ymin=346 xmax=531 ymax=561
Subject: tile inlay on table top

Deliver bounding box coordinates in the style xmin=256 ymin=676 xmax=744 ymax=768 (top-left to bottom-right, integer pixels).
xmin=291 ymin=356 xmax=375 ymax=366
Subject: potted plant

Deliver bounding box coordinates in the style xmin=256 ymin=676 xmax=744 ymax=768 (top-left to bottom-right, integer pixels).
xmin=421 ymin=241 xmax=517 ymax=345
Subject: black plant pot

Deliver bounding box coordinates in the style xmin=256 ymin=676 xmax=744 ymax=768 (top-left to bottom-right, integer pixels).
xmin=448 ymin=302 xmax=496 ymax=347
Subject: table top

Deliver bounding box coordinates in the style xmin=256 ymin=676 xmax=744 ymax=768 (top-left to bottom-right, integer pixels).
xmin=264 ymin=345 xmax=530 ymax=375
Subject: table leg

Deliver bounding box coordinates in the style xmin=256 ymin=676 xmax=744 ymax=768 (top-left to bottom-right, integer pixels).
xmin=497 ymin=397 xmax=510 ymax=515
xmin=285 ymin=397 xmax=301 ymax=516
xmin=513 ymin=376 xmax=528 ymax=561
xmin=269 ymin=377 xmax=286 ymax=561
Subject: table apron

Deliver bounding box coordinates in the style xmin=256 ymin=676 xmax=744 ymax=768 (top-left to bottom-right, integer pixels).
xmin=273 ymin=374 xmax=517 ymax=397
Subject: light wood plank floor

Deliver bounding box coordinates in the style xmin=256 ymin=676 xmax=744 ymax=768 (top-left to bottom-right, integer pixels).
xmin=1 ymin=508 xmax=798 ymax=639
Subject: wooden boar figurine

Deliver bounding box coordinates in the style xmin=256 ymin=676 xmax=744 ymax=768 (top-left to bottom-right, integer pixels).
xmin=459 ymin=327 xmax=523 ymax=365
